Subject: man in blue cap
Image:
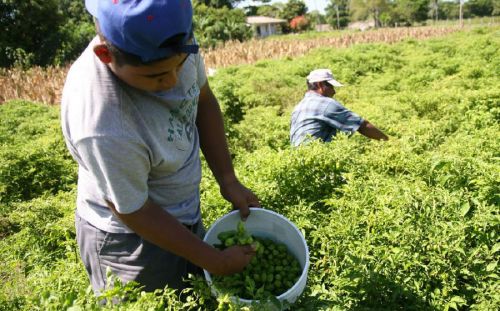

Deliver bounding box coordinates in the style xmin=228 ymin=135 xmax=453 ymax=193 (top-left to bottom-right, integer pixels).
xmin=61 ymin=0 xmax=259 ymax=295
xmin=290 ymin=68 xmax=389 ymax=146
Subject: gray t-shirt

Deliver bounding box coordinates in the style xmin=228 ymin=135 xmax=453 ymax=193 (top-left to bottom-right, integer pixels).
xmin=61 ymin=37 xmax=207 ymax=233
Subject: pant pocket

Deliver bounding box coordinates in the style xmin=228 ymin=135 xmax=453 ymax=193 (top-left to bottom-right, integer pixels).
xmin=98 ymin=232 xmax=142 ymax=259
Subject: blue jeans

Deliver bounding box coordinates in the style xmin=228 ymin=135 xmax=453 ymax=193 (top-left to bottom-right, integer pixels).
xmin=75 ymin=213 xmax=205 ymax=295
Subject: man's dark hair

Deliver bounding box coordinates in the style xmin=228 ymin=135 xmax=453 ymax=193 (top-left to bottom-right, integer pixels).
xmin=104 ymin=41 xmax=146 ymax=66
xmin=307 ymin=81 xmax=328 ymax=91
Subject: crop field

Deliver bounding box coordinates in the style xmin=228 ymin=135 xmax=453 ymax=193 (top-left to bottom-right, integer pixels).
xmin=0 ymin=25 xmax=499 ymax=310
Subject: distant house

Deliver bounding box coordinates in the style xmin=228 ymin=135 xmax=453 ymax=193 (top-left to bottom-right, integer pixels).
xmin=246 ymin=16 xmax=287 ymax=38
xmin=348 ymin=21 xmax=376 ymax=31
xmin=315 ymin=24 xmax=333 ymax=32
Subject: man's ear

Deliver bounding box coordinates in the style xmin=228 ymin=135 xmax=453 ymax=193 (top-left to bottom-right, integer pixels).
xmin=93 ymin=44 xmax=112 ymax=64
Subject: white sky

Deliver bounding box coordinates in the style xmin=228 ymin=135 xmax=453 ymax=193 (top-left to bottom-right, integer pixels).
xmin=237 ymin=0 xmax=329 ymax=14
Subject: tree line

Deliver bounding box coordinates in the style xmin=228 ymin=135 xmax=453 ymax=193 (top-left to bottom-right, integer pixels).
xmin=323 ymin=0 xmax=499 ymax=29
xmin=0 ymin=0 xmax=498 ymax=68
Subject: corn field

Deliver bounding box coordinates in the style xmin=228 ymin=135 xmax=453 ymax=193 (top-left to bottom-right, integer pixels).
xmin=203 ymin=26 xmax=459 ymax=69
xmin=0 ymin=25 xmax=463 ymax=105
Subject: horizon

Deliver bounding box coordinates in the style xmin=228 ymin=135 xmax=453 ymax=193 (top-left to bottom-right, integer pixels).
xmin=237 ymin=0 xmax=328 ymax=15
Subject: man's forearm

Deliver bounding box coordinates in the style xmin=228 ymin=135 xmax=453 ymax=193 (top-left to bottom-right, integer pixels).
xmin=196 ymin=83 xmax=237 ymax=185
xmin=107 ymin=199 xmax=225 ymax=274
xmin=195 ymin=82 xmax=260 ymax=219
xmin=358 ymin=120 xmax=389 ymax=140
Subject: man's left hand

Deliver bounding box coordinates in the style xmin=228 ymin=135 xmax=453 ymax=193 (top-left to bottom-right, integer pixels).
xmin=220 ymin=179 xmax=260 ymax=220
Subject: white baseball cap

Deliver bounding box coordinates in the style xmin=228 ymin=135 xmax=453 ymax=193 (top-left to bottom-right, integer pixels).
xmin=306 ymin=69 xmax=343 ymax=87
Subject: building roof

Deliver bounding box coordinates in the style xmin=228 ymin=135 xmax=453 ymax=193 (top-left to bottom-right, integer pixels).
xmin=246 ymin=16 xmax=287 ymax=25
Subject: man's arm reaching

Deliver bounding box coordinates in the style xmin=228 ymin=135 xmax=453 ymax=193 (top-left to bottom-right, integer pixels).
xmin=106 ymin=199 xmax=255 ymax=276
xmin=358 ymin=120 xmax=389 ymax=141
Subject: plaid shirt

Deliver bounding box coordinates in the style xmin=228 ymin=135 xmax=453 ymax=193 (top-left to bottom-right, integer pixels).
xmin=290 ymin=91 xmax=364 ymax=146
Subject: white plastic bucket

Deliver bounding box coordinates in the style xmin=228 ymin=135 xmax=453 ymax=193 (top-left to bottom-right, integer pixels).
xmin=203 ymin=208 xmax=310 ymax=308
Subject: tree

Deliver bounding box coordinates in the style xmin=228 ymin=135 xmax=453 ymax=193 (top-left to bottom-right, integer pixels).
xmin=440 ymin=1 xmax=460 ymax=19
xmin=391 ymin=0 xmax=429 ymax=26
xmin=280 ymin=0 xmax=308 ymax=21
xmin=459 ymin=0 xmax=464 ymax=27
xmin=241 ymin=0 xmax=274 ymax=15
xmin=349 ymin=0 xmax=390 ymax=27
xmin=54 ymin=0 xmax=94 ymax=66
xmin=325 ymin=0 xmax=350 ymax=29
xmin=429 ymin=0 xmax=440 ymax=22
xmin=194 ymin=0 xmax=243 ymax=9
xmin=279 ymin=0 xmax=308 ymax=33
xmin=494 ymin=0 xmax=500 ymax=15
xmin=58 ymin=0 xmax=92 ymax=24
xmin=256 ymin=4 xmax=282 ymax=18
xmin=308 ymin=10 xmax=327 ymax=28
xmin=466 ymin=0 xmax=496 ymax=17
xmin=193 ymin=3 xmax=252 ymax=48
xmin=0 ymin=0 xmax=93 ymax=68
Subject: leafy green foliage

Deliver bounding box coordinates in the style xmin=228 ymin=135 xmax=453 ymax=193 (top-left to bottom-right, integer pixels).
xmin=0 ymin=0 xmax=93 ymax=67
xmin=0 ymin=101 xmax=77 ymax=204
xmin=193 ymin=4 xmax=252 ymax=48
xmin=280 ymin=0 xmax=308 ymax=21
xmin=325 ymin=0 xmax=350 ymax=29
xmin=227 ymin=106 xmax=290 ymax=153
xmin=390 ymin=0 xmax=429 ymax=25
xmin=1 ymin=26 xmax=499 ymax=310
xmin=256 ymin=4 xmax=282 ymax=18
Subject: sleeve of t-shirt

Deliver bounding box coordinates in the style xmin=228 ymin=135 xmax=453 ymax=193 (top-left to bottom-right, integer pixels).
xmin=194 ymin=52 xmax=207 ymax=88
xmin=323 ymin=100 xmax=364 ymax=134
xmin=75 ymin=136 xmax=150 ymax=214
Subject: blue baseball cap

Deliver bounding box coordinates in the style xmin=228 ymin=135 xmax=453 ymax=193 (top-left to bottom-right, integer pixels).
xmin=85 ymin=0 xmax=199 ymax=63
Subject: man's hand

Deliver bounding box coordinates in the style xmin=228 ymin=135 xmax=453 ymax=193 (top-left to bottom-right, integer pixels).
xmin=210 ymin=244 xmax=256 ymax=276
xmin=220 ymin=179 xmax=260 ymax=220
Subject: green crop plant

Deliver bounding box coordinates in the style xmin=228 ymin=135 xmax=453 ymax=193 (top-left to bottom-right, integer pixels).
xmin=0 ymin=101 xmax=77 ymax=204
